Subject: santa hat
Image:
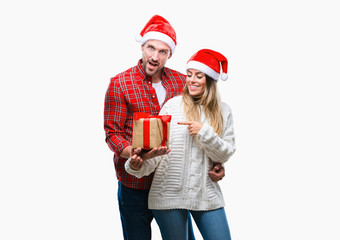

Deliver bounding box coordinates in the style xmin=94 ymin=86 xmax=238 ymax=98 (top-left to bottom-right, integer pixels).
xmin=186 ymin=49 xmax=228 ymax=81
xmin=136 ymin=15 xmax=177 ymax=53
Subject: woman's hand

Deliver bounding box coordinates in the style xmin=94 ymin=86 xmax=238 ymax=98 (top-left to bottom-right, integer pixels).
xmin=178 ymin=121 xmax=203 ymax=135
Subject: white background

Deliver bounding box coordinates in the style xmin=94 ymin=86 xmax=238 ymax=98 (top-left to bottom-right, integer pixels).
xmin=1 ymin=0 xmax=339 ymax=239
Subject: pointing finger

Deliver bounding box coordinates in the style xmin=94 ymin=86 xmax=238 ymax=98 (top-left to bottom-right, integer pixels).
xmin=177 ymin=122 xmax=192 ymax=125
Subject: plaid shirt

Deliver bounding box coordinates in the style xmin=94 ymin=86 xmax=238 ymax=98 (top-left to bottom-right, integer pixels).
xmin=104 ymin=59 xmax=186 ymax=190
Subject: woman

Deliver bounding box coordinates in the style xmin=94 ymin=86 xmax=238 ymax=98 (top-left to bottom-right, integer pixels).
xmin=125 ymin=49 xmax=236 ymax=240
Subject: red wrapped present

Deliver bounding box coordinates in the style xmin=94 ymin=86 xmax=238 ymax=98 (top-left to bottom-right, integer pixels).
xmin=132 ymin=112 xmax=171 ymax=150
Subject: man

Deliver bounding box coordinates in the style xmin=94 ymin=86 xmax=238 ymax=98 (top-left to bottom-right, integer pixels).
xmin=104 ymin=15 xmax=225 ymax=240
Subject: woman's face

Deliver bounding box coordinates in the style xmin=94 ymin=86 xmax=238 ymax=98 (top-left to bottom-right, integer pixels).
xmin=186 ymin=69 xmax=206 ymax=96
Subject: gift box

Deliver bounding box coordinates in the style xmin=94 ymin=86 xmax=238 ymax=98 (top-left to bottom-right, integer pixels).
xmin=132 ymin=112 xmax=171 ymax=150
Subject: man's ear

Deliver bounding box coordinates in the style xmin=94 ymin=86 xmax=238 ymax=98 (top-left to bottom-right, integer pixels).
xmin=168 ymin=52 xmax=172 ymax=60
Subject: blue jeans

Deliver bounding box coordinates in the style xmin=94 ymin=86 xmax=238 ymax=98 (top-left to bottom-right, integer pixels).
xmin=152 ymin=208 xmax=231 ymax=240
xmin=117 ymin=182 xmax=196 ymax=240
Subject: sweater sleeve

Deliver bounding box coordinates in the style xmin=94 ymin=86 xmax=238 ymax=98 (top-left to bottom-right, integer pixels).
xmin=197 ymin=105 xmax=236 ymax=164
xmin=124 ymin=156 xmax=163 ymax=179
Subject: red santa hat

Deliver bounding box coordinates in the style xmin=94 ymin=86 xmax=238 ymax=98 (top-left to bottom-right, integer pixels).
xmin=136 ymin=15 xmax=177 ymax=53
xmin=186 ymin=49 xmax=229 ymax=81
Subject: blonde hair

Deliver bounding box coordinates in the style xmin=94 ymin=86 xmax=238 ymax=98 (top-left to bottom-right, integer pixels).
xmin=182 ymin=75 xmax=224 ymax=135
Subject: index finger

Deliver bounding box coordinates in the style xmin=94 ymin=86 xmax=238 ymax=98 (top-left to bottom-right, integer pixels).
xmin=177 ymin=122 xmax=192 ymax=125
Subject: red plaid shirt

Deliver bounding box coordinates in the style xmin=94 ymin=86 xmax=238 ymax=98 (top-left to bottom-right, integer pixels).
xmin=104 ymin=59 xmax=186 ymax=190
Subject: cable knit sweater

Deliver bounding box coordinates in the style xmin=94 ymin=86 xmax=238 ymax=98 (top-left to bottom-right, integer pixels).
xmin=125 ymin=96 xmax=236 ymax=211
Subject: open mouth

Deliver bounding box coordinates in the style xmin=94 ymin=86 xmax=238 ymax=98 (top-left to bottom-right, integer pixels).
xmin=148 ymin=61 xmax=158 ymax=67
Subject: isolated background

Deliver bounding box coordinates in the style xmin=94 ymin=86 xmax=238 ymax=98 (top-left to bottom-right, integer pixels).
xmin=1 ymin=0 xmax=339 ymax=239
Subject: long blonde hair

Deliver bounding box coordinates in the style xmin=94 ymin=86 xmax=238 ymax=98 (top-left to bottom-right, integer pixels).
xmin=182 ymin=75 xmax=224 ymax=135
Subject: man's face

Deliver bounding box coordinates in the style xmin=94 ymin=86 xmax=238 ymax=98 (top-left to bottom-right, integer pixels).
xmin=141 ymin=40 xmax=171 ymax=77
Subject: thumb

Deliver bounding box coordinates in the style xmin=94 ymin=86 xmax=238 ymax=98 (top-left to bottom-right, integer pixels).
xmin=133 ymin=147 xmax=142 ymax=155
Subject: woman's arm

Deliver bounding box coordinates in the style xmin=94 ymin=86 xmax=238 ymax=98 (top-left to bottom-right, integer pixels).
xmin=125 ymin=155 xmax=163 ymax=178
xmin=197 ymin=108 xmax=236 ymax=164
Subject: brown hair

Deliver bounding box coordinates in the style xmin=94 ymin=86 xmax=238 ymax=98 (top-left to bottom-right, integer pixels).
xmin=182 ymin=75 xmax=223 ymax=135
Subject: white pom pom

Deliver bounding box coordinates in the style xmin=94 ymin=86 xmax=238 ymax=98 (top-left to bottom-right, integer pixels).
xmin=135 ymin=35 xmax=143 ymax=43
xmin=221 ymin=73 xmax=228 ymax=81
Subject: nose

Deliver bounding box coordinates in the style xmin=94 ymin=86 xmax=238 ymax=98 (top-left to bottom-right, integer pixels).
xmin=150 ymin=51 xmax=159 ymax=61
xmin=186 ymin=75 xmax=195 ymax=84
xmin=190 ymin=75 xmax=197 ymax=83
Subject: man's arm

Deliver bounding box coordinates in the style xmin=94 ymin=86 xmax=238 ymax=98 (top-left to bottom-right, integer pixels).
xmin=104 ymin=77 xmax=130 ymax=156
xmin=120 ymin=146 xmax=133 ymax=159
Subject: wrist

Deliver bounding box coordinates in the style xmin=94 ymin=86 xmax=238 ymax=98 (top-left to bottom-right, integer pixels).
xmin=120 ymin=146 xmax=132 ymax=159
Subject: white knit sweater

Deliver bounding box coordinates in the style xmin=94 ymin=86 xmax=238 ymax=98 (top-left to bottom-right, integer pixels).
xmin=125 ymin=96 xmax=236 ymax=211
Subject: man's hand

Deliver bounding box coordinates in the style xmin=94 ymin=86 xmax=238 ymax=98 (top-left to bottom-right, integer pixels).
xmin=209 ymin=163 xmax=225 ymax=182
xmin=129 ymin=154 xmax=143 ymax=171
xmin=133 ymin=147 xmax=170 ymax=160
xmin=129 ymin=147 xmax=171 ymax=171
xmin=178 ymin=121 xmax=203 ymax=135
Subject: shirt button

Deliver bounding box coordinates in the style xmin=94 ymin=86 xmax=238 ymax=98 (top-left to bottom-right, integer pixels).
xmin=152 ymin=95 xmax=155 ymax=98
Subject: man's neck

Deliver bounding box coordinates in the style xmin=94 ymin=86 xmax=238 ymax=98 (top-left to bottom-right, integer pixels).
xmin=151 ymin=70 xmax=163 ymax=83
xmin=151 ymin=77 xmax=162 ymax=83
